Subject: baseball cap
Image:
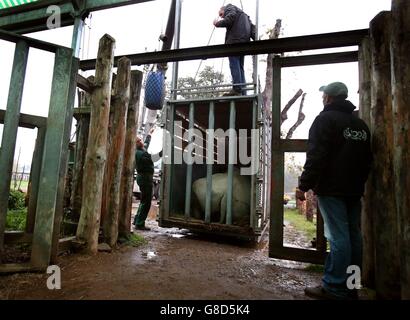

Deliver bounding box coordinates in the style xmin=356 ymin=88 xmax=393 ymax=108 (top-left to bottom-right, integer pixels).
xmin=319 ymin=81 xmax=348 ymax=98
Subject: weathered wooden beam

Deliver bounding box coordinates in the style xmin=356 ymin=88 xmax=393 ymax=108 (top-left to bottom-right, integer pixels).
xmin=0 ymin=41 xmax=29 ymax=260
xmin=84 ymin=0 xmax=154 ymax=12
xmin=30 ymin=47 xmax=76 ymax=269
xmin=280 ymin=51 xmax=359 ymax=68
xmin=391 ymin=0 xmax=410 ymax=300
xmin=70 ymin=92 xmax=91 ymax=221
xmin=76 ymin=34 xmax=115 ymax=254
xmin=369 ymin=12 xmax=401 ymax=299
xmin=80 ymin=29 xmax=369 ymax=70
xmin=119 ymin=70 xmax=143 ymax=238
xmin=26 ymin=126 xmax=46 ymax=234
xmin=0 ymin=109 xmax=47 ymax=129
xmin=4 ymin=231 xmax=32 ymax=245
xmin=358 ymin=36 xmax=375 ymax=289
xmin=269 ymin=247 xmax=326 ymax=265
xmin=76 ymin=74 xmax=94 ymax=93
xmin=103 ymin=57 xmax=131 ymax=247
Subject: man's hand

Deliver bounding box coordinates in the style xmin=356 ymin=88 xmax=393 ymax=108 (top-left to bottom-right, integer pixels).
xmin=213 ymin=18 xmax=219 ymax=26
xmin=149 ymin=126 xmax=155 ymax=136
xmin=295 ymin=188 xmax=306 ymax=201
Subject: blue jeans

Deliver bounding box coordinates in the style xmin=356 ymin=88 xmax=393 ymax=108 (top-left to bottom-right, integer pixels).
xmin=229 ymin=56 xmax=245 ymax=94
xmin=317 ymin=196 xmax=362 ymax=298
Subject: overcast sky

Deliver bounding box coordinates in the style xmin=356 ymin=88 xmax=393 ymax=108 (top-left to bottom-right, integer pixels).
xmin=0 ymin=0 xmax=391 ymax=168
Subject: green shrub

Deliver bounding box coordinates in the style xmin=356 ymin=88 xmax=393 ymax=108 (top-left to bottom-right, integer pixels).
xmin=6 ymin=208 xmax=27 ymax=231
xmin=8 ymin=189 xmax=26 ymax=210
xmin=121 ymin=233 xmax=147 ymax=247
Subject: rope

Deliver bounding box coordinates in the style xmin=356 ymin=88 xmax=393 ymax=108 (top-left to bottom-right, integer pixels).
xmin=193 ymin=0 xmax=227 ymax=82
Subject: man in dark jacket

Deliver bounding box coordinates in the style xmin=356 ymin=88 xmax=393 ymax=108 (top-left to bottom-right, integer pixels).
xmin=296 ymin=82 xmax=372 ymax=300
xmin=214 ymin=4 xmax=255 ymax=96
xmin=133 ymin=127 xmax=155 ymax=231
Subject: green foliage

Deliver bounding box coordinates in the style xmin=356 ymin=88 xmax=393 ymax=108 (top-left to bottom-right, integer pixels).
xmin=122 ymin=233 xmax=148 ymax=247
xmin=8 ymin=189 xmax=26 ymax=210
xmin=6 ymin=208 xmax=27 ymax=231
xmin=177 ymin=66 xmax=225 ymax=99
xmin=284 ymin=208 xmax=316 ymax=241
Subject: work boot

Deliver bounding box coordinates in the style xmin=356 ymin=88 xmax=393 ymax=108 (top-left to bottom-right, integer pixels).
xmin=134 ymin=224 xmax=151 ymax=231
xmin=222 ymin=89 xmax=241 ymax=96
xmin=304 ymin=286 xmax=351 ymax=300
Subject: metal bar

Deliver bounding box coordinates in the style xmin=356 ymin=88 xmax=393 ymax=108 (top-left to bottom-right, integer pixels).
xmin=205 ymin=102 xmax=215 ymax=224
xmin=252 ymin=0 xmax=259 ymax=87
xmin=30 ymin=46 xmax=74 ymax=269
xmin=169 ymin=94 xmax=258 ymax=104
xmin=226 ymin=100 xmax=236 ymax=225
xmin=80 ymin=29 xmax=369 ymax=70
xmin=0 ymin=109 xmax=47 ymax=128
xmin=250 ymin=100 xmax=257 ymax=229
xmin=172 ymin=82 xmax=254 ymax=91
xmin=269 ymin=55 xmax=284 ymax=249
xmin=0 ymin=40 xmax=29 ymax=254
xmin=84 ymin=0 xmax=154 ymax=12
xmin=0 ymin=3 xmax=76 ymax=34
xmin=184 ymin=102 xmax=195 ymax=219
xmin=71 ymin=16 xmax=85 ymax=58
xmin=280 ymin=51 xmax=359 ymax=68
xmin=0 ymin=29 xmax=66 ymax=53
xmin=170 ymin=0 xmax=182 ymax=100
xmin=166 ymin=103 xmax=175 ymax=218
xmin=0 ymin=0 xmax=72 ymax=16
xmin=279 ymin=139 xmax=308 ymax=152
xmin=316 ymin=205 xmax=327 ymax=253
xmin=26 ymin=126 xmax=46 ymax=234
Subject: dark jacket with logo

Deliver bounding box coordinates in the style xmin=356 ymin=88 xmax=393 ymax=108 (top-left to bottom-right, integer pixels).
xmin=215 ymin=4 xmax=256 ymax=44
xmin=299 ymin=100 xmax=372 ymax=197
xmin=135 ymin=135 xmax=154 ymax=175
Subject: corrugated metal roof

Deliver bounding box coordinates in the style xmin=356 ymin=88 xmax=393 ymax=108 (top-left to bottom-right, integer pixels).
xmin=0 ymin=0 xmax=38 ymax=10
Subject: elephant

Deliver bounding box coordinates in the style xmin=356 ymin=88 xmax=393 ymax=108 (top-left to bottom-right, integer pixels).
xmin=191 ymin=169 xmax=251 ymax=226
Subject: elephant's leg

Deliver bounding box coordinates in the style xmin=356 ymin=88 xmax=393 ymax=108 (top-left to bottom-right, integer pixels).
xmin=219 ymin=194 xmax=227 ymax=224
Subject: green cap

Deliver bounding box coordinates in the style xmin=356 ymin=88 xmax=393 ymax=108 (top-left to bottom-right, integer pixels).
xmin=319 ymin=81 xmax=348 ymax=97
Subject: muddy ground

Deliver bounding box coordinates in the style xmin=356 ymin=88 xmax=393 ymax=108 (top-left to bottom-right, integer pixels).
xmin=0 ymin=202 xmax=325 ymax=300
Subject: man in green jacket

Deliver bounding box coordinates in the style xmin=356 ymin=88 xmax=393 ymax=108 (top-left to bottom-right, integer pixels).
xmin=133 ymin=127 xmax=155 ymax=230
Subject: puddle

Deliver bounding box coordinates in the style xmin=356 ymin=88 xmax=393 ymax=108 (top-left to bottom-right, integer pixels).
xmin=142 ymin=251 xmax=157 ymax=260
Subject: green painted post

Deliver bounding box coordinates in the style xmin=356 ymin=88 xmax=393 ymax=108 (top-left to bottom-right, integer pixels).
xmin=226 ymin=100 xmax=236 ymax=225
xmin=26 ymin=126 xmax=46 ymax=234
xmin=184 ymin=103 xmax=195 ymax=219
xmin=270 ymin=56 xmax=284 ymax=249
xmin=167 ymin=103 xmax=175 ymax=217
xmin=0 ymin=40 xmax=29 ymax=255
xmin=31 ymin=47 xmax=74 ymax=269
xmin=205 ymin=102 xmax=215 ymax=223
xmin=250 ymin=99 xmax=257 ymax=229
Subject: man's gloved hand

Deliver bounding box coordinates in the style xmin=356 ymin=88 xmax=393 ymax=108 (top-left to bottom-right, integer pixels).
xmin=295 ymin=188 xmax=306 ymax=201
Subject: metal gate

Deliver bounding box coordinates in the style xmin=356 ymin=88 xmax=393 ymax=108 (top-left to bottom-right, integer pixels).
xmin=269 ymin=52 xmax=360 ymax=264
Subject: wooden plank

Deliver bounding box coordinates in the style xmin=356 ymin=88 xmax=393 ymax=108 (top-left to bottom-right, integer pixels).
xmin=103 ymin=57 xmax=131 ymax=247
xmin=26 ymin=126 xmax=46 ymax=234
xmin=0 ymin=263 xmax=38 ymax=274
xmin=269 ymin=247 xmax=326 ymax=265
xmin=369 ymin=12 xmax=400 ymax=299
xmin=119 ymin=70 xmax=143 ymax=237
xmin=80 ymin=29 xmax=370 ymax=70
xmin=30 ymin=46 xmax=75 ymax=269
xmin=358 ymin=36 xmax=375 ymax=289
xmin=76 ymin=34 xmax=115 ymax=254
xmin=279 ymin=139 xmax=307 ymax=153
xmin=0 ymin=40 xmax=29 ymax=259
xmin=269 ymin=56 xmax=284 ymax=249
xmin=0 ymin=109 xmax=47 ymax=128
xmin=280 ymin=51 xmax=359 ymax=68
xmin=391 ymin=0 xmax=410 ymax=299
xmin=4 ymin=231 xmax=32 ymax=244
xmin=76 ymin=74 xmax=94 ymax=92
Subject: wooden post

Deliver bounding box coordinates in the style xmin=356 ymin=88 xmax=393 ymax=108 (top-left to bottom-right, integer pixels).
xmin=119 ymin=70 xmax=143 ymax=238
xmin=103 ymin=57 xmax=131 ymax=247
xmin=391 ymin=0 xmax=410 ymax=300
xmin=70 ymin=89 xmax=92 ymax=221
xmin=369 ymin=12 xmax=401 ymax=299
xmin=358 ymin=36 xmax=376 ymax=289
xmin=76 ymin=34 xmax=115 ymax=254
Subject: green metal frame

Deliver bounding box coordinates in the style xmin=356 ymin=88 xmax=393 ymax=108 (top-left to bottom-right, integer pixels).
xmin=269 ymin=51 xmax=359 ymax=264
xmin=0 ymin=29 xmax=77 ymax=271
